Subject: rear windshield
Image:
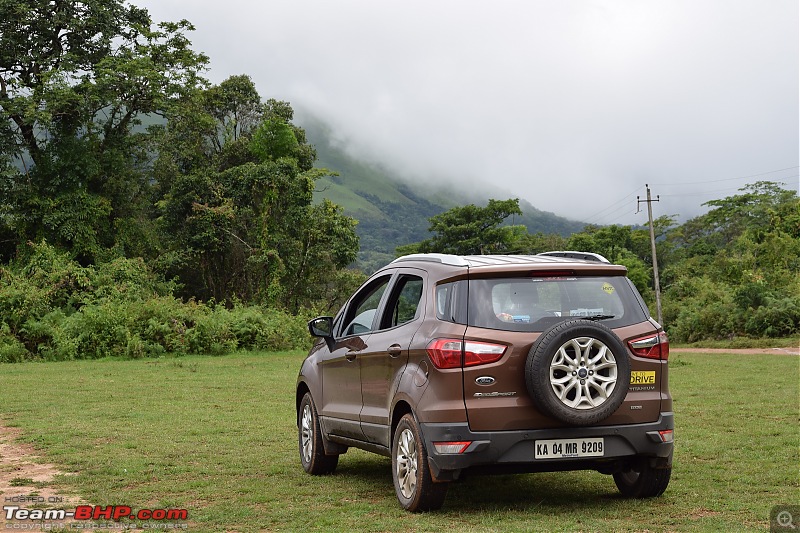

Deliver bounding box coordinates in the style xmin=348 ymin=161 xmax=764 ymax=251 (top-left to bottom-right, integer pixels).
xmin=466 ymin=275 xmax=648 ymax=332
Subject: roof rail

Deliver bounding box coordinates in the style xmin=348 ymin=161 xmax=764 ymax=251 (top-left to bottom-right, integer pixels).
xmin=536 ymin=251 xmax=610 ymax=263
xmin=391 ymin=253 xmax=470 ymax=267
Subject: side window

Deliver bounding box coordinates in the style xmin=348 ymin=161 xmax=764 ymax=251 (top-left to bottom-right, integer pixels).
xmin=436 ymin=282 xmax=452 ymax=320
xmin=436 ymin=280 xmax=467 ymax=324
xmin=341 ymin=275 xmax=392 ymax=336
xmin=626 ymin=277 xmax=652 ymax=317
xmin=381 ymin=275 xmax=424 ymax=329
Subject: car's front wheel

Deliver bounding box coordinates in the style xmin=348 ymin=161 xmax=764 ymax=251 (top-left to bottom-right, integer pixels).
xmin=392 ymin=414 xmax=447 ymax=512
xmin=298 ymin=392 xmax=338 ymax=475
xmin=613 ymin=460 xmax=671 ymax=498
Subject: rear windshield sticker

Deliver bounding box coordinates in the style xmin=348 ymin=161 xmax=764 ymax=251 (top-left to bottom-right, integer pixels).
xmin=570 ymin=308 xmax=605 ymax=317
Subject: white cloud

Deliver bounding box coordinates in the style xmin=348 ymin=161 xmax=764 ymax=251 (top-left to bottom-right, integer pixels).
xmin=136 ymin=0 xmax=799 ymax=224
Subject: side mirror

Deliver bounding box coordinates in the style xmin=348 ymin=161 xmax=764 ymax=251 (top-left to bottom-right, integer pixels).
xmin=308 ymin=316 xmax=335 ymax=351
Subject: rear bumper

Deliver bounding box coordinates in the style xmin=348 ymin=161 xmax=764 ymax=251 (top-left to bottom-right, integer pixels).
xmin=421 ymin=412 xmax=674 ymax=480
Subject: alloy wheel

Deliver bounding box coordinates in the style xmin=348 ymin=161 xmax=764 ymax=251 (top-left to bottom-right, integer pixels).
xmin=395 ymin=428 xmax=418 ymax=499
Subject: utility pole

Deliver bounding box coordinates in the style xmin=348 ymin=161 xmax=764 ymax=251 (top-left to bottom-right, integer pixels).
xmin=637 ymin=185 xmax=663 ymax=325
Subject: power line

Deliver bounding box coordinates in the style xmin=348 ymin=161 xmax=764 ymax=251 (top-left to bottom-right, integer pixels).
xmin=603 ymin=207 xmax=645 ymax=226
xmin=652 ymin=166 xmax=799 ymax=187
xmin=582 ymin=186 xmax=642 ymax=224
xmin=658 ymin=186 xmax=750 ymax=198
xmin=590 ymin=201 xmax=642 ymax=225
xmin=657 ymin=177 xmax=799 ymax=199
xmin=575 ymin=166 xmax=798 ymax=226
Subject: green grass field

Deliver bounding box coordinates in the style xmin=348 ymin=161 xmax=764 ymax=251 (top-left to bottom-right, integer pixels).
xmin=1 ymin=351 xmax=798 ymax=532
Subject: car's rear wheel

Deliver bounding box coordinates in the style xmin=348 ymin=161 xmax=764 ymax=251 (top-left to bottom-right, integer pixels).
xmin=525 ymin=319 xmax=631 ymax=426
xmin=298 ymin=392 xmax=338 ymax=475
xmin=392 ymin=414 xmax=447 ymax=512
xmin=613 ymin=460 xmax=671 ymax=498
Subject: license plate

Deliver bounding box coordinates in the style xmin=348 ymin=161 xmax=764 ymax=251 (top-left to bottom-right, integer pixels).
xmin=535 ymin=437 xmax=604 ymax=459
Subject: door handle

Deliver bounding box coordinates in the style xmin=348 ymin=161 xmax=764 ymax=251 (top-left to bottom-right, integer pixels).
xmin=387 ymin=344 xmax=402 ymax=358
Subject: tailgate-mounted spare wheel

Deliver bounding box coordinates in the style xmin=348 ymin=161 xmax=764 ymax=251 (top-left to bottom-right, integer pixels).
xmin=525 ymin=319 xmax=631 ymax=426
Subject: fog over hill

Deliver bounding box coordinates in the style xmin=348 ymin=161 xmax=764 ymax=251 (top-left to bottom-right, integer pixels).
xmin=298 ymin=112 xmax=586 ymax=269
xmin=137 ymin=0 xmax=799 ymax=231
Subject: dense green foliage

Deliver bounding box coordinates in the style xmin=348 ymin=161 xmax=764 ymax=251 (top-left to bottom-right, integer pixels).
xmin=0 ymin=1 xmax=364 ymax=361
xmin=660 ymin=182 xmax=800 ymax=341
xmin=0 ymin=0 xmax=207 ymax=263
xmin=150 ymin=80 xmax=360 ymax=309
xmin=397 ymin=198 xmax=525 ymax=255
xmin=0 ymin=1 xmax=360 ymax=304
xmin=399 ymin=182 xmax=799 ymax=342
xmin=0 ymin=242 xmax=312 ymax=362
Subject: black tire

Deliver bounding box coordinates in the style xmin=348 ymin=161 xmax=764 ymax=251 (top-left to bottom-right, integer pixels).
xmin=298 ymin=392 xmax=338 ymax=475
xmin=613 ymin=461 xmax=672 ymax=498
xmin=525 ymin=319 xmax=631 ymax=426
xmin=392 ymin=414 xmax=448 ymax=512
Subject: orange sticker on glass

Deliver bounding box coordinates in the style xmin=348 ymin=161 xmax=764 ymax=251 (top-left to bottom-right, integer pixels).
xmin=602 ymin=283 xmax=615 ymax=295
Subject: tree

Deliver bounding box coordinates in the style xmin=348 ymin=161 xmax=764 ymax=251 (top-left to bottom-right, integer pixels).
xmin=0 ymin=0 xmax=208 ymax=262
xmin=668 ymin=182 xmax=796 ymax=252
xmin=397 ymin=198 xmax=523 ymax=255
xmin=661 ymin=182 xmax=799 ymax=341
xmin=278 ymin=199 xmax=360 ymax=312
xmin=154 ymin=77 xmax=358 ymax=310
xmin=205 ymin=75 xmax=265 ymax=146
xmin=508 ymin=231 xmax=568 ymax=255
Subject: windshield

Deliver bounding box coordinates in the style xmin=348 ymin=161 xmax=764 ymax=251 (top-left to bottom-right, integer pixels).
xmin=466 ymin=275 xmax=648 ymax=332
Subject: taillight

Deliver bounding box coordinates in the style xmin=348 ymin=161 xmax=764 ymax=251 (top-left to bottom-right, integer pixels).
xmin=426 ymin=339 xmax=462 ymax=369
xmin=628 ymin=331 xmax=670 ymax=360
xmin=426 ymin=339 xmax=507 ymax=369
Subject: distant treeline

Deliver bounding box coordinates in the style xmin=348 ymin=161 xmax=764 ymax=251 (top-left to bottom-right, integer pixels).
xmin=397 ymin=188 xmax=800 ymax=343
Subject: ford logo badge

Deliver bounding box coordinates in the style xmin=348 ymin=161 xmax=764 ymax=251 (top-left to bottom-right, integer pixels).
xmin=475 ymin=376 xmax=496 ymax=386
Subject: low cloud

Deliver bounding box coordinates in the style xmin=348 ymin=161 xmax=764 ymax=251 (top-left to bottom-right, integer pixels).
xmin=138 ymin=0 xmax=799 ymax=224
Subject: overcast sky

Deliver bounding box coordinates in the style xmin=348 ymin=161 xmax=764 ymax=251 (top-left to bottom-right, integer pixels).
xmin=136 ymin=0 xmax=798 ymax=225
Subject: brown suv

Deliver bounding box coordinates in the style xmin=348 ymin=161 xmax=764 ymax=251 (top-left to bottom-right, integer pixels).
xmin=296 ymin=253 xmax=673 ymax=511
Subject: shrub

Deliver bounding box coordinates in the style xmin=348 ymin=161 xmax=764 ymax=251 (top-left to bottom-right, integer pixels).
xmin=743 ymin=297 xmax=800 ymax=338
xmin=0 ymin=242 xmax=315 ymax=361
xmin=663 ymin=277 xmax=737 ymax=342
xmin=0 ymin=324 xmax=28 ymax=363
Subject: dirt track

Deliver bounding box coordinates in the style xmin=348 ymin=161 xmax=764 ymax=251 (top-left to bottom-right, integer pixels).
xmin=0 ymin=423 xmax=85 ymax=526
xmin=671 ymin=346 xmax=799 ymax=355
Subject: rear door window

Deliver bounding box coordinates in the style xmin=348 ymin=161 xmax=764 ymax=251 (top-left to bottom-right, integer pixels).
xmin=380 ymin=275 xmax=424 ymax=329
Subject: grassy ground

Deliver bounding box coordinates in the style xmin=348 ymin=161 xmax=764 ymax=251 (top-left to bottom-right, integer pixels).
xmin=1 ymin=350 xmax=798 ymax=532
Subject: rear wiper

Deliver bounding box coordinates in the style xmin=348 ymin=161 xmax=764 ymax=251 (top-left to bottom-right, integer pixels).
xmin=584 ymin=314 xmax=615 ymax=321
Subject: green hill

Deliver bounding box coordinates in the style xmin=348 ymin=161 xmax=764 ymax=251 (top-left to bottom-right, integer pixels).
xmin=298 ymin=114 xmax=586 ymax=270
